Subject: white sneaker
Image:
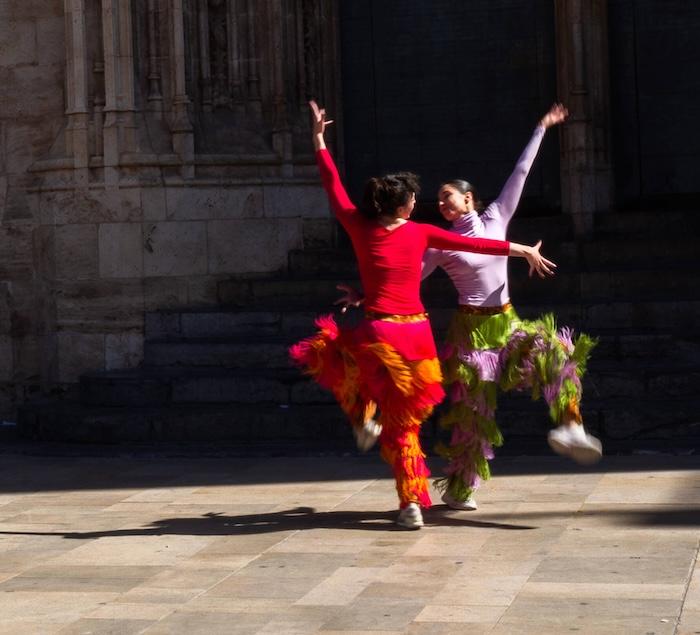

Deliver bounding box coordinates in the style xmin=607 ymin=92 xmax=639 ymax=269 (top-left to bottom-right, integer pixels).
xmin=548 ymin=423 xmax=603 ymax=465
xmin=396 ymin=502 xmax=423 ymax=529
xmin=441 ymin=491 xmax=478 ymax=511
xmin=353 ymin=419 xmax=382 ymax=452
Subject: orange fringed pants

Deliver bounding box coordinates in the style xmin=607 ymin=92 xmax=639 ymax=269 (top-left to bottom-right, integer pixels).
xmin=290 ymin=313 xmax=444 ymax=509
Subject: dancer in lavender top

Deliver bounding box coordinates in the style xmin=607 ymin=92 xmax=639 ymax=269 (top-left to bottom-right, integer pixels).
xmin=421 ymin=103 xmax=601 ymax=510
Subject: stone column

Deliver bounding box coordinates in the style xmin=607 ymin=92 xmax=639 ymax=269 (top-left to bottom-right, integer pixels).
xmin=101 ymin=0 xmax=139 ymax=185
xmin=170 ymin=0 xmax=195 ymax=178
xmin=554 ymin=0 xmax=613 ymax=235
xmin=64 ymin=0 xmax=90 ymax=185
xmin=268 ymin=0 xmax=293 ymax=167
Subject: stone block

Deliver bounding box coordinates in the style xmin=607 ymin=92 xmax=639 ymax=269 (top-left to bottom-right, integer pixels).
xmin=207 ymin=218 xmax=302 ymax=274
xmin=180 ymin=311 xmax=281 ymax=338
xmin=105 ymin=333 xmax=144 ymax=370
xmin=165 ymin=186 xmax=263 ymax=221
xmin=0 ymin=223 xmax=33 ymax=279
xmin=99 ymin=223 xmax=143 ymax=278
xmin=42 ymin=188 xmax=142 ymax=225
xmin=145 ymin=312 xmax=181 ymax=340
xmin=290 ymin=379 xmax=334 ymax=404
xmin=56 ymin=280 xmax=144 ymax=332
xmin=141 ymin=187 xmax=167 ymax=221
xmin=12 ymin=335 xmax=42 ymax=381
xmin=0 ymin=65 xmax=63 ymax=118
xmin=302 ymin=218 xmax=335 ymax=248
xmin=143 ymin=222 xmax=207 ymax=277
xmin=186 ymin=275 xmax=220 ymax=306
xmin=57 ymin=332 xmax=105 ymax=382
xmin=0 ymin=335 xmax=13 ymax=381
xmin=172 ymin=375 xmax=289 ymax=404
xmin=35 ymin=16 xmax=64 ymax=66
xmin=262 ymin=184 xmax=329 ymax=219
xmin=143 ymin=277 xmax=189 ymax=311
xmin=0 ymin=19 xmax=37 ymax=66
xmin=54 ymin=223 xmax=98 ymax=279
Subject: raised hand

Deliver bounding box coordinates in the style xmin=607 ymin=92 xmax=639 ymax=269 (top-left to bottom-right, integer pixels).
xmin=525 ymin=240 xmax=557 ymax=278
xmin=309 ymin=100 xmax=334 ymax=136
xmin=540 ymin=103 xmax=569 ymax=129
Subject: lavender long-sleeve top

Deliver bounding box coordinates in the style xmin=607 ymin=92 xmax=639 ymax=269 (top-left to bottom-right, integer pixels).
xmin=421 ymin=125 xmax=546 ymax=307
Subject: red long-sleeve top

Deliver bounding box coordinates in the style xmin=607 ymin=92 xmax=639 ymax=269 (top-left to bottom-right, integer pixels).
xmin=316 ymin=149 xmax=511 ymax=315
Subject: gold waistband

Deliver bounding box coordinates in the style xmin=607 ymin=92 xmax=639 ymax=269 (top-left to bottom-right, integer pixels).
xmin=365 ymin=310 xmax=429 ymax=323
xmin=458 ymin=302 xmax=512 ymax=316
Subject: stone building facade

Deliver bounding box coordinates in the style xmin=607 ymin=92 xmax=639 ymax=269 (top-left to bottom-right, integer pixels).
xmin=1 ymin=0 xmax=699 ymax=420
xmin=0 ymin=0 xmax=341 ymax=416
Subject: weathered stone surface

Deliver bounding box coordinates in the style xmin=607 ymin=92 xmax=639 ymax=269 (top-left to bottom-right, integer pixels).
xmin=105 ymin=333 xmax=144 ymax=370
xmin=99 ymin=223 xmax=143 ymax=279
xmin=0 ymin=19 xmax=37 ymax=66
xmin=140 ymin=187 xmax=167 ymax=221
xmin=172 ymin=375 xmax=289 ymax=404
xmin=207 ymin=218 xmax=303 ymax=274
xmin=35 ymin=15 xmax=65 ymax=65
xmin=54 ymin=224 xmax=98 ymax=280
xmin=0 ymin=223 xmax=34 ymax=278
xmin=143 ymin=278 xmax=189 ymax=311
xmin=165 ymin=186 xmax=263 ymax=221
xmin=41 ymin=189 xmax=142 ymax=225
xmin=0 ymin=334 xmax=13 ymax=381
xmin=56 ymin=280 xmax=144 ymax=332
xmin=143 ymin=222 xmax=207 ymax=277
xmin=57 ymin=332 xmax=105 ymax=382
xmin=262 ymin=185 xmax=329 ymax=219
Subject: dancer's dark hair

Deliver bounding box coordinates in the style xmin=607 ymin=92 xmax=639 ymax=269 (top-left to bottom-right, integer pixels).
xmin=440 ymin=179 xmax=485 ymax=212
xmin=361 ymin=172 xmax=421 ymax=219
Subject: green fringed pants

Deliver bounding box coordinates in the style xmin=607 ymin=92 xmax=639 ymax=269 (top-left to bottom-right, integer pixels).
xmin=435 ymin=306 xmax=596 ymax=502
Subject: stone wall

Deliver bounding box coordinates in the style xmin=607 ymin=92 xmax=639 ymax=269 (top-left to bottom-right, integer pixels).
xmin=0 ymin=0 xmax=342 ymax=416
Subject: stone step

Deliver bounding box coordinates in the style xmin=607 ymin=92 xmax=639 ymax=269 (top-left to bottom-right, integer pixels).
xmin=81 ymin=367 xmax=322 ymax=407
xmin=285 ymin=233 xmax=699 ymax=278
xmin=17 ymin=402 xmax=353 ymax=446
xmin=593 ymin=210 xmax=700 ymax=235
xmin=83 ymin=335 xmax=700 ymax=409
xmin=143 ymin=337 xmax=293 ymax=369
xmin=145 ymin=309 xmax=319 ymax=340
xmin=17 ymin=393 xmax=700 ymax=447
xmin=217 ymin=267 xmax=699 ymax=310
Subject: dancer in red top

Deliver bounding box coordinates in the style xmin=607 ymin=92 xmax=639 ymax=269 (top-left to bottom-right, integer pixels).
xmin=290 ymin=101 xmax=555 ymax=529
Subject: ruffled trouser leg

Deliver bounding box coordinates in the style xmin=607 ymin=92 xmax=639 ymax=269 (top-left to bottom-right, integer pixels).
xmin=436 ymin=310 xmax=596 ymax=501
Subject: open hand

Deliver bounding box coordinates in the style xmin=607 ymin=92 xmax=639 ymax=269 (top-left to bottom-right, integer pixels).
xmin=525 ymin=240 xmax=557 ymax=278
xmin=309 ymin=100 xmax=334 ymax=136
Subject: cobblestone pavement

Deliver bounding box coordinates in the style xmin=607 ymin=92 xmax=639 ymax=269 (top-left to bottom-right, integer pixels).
xmin=0 ymin=450 xmax=698 ymax=634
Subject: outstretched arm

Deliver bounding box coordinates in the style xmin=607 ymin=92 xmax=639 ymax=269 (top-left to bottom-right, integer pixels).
xmin=489 ymin=103 xmax=568 ymax=224
xmin=423 ymin=225 xmax=556 ymax=279
xmin=310 ymin=100 xmax=356 ymax=217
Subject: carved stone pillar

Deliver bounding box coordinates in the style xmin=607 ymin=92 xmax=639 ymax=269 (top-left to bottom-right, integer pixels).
xmin=555 ymin=0 xmax=613 ymax=235
xmin=170 ymin=0 xmax=195 ymax=178
xmin=268 ymin=0 xmax=292 ymax=166
xmin=147 ymin=0 xmax=164 ymax=116
xmin=64 ymin=0 xmax=90 ymax=184
xmin=101 ymin=0 xmax=138 ymax=184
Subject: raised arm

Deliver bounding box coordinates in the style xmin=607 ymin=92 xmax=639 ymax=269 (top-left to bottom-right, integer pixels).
xmin=423 ymin=225 xmax=556 ymax=278
xmin=488 ymin=103 xmax=568 ymax=224
xmin=310 ymin=100 xmax=355 ymax=218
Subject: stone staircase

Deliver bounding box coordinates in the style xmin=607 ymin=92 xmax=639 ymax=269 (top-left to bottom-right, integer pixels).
xmin=18 ymin=210 xmax=700 ymax=452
